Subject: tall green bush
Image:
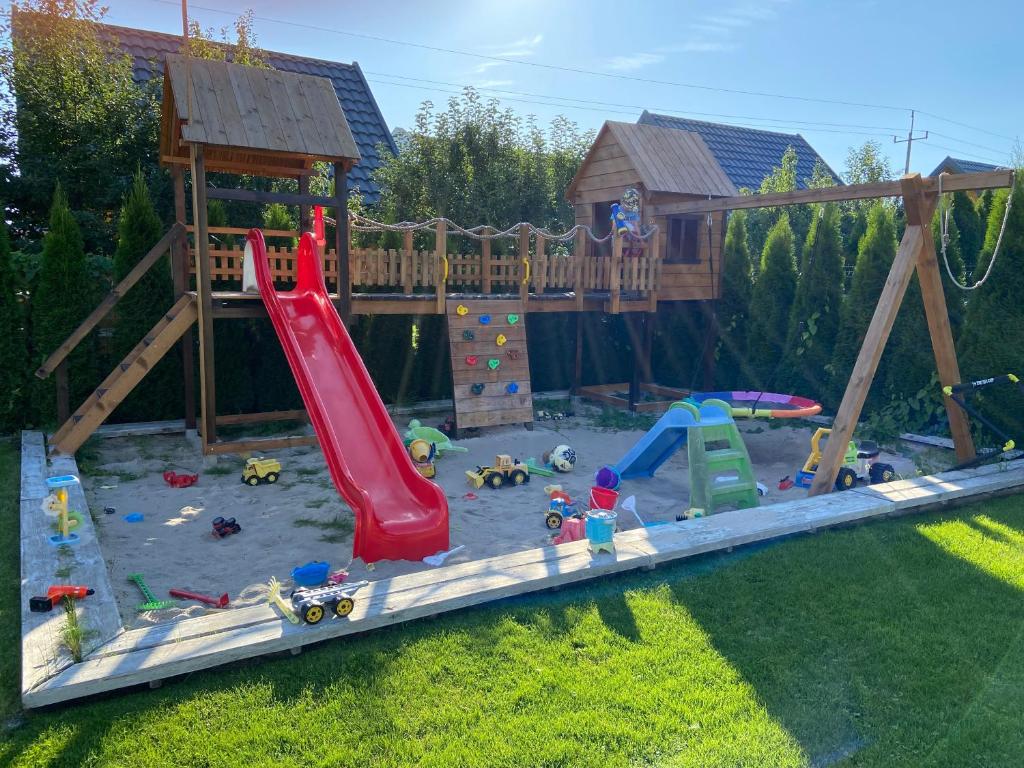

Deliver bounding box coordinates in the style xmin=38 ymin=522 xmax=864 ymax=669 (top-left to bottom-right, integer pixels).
xmin=958 ymin=176 xmax=1024 ymax=439
xmin=747 ymin=215 xmax=796 ymax=388
xmin=715 ymin=211 xmax=753 ymax=386
xmin=781 ymin=204 xmax=844 ymax=397
xmin=829 ymin=203 xmax=896 ymax=407
xmin=30 ymin=183 xmax=98 ymax=423
xmin=110 ymin=170 xmax=178 ymax=421
xmin=951 ymin=190 xmax=983 ymax=275
xmin=0 ymin=217 xmax=27 ymax=430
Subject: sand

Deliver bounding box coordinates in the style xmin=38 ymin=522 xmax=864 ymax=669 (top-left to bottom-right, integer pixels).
xmin=80 ymin=412 xmax=917 ymax=629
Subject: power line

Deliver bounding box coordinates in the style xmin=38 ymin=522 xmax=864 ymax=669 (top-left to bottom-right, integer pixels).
xmin=146 ymin=0 xmax=912 ymax=113
xmin=363 ymin=70 xmax=908 ymax=133
xmin=915 ymin=110 xmax=1017 ymax=143
xmin=365 ymin=77 xmax=898 ymax=140
xmin=925 ymin=130 xmax=1011 ymax=158
xmin=925 ymin=141 xmax=1008 ymax=167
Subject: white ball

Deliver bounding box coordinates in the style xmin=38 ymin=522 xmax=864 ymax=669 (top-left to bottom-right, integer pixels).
xmin=550 ymin=445 xmax=576 ymax=473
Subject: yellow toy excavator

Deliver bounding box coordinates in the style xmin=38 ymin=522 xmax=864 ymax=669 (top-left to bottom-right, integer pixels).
xmin=795 ymin=428 xmax=896 ymax=490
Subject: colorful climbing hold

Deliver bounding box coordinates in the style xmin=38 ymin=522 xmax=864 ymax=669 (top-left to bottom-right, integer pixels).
xmin=507 ymin=382 xmax=519 ymax=394
xmin=456 ymin=304 xmax=469 ymax=316
xmin=479 ymin=315 xmax=491 ymax=325
xmin=471 ymin=383 xmax=485 ymax=395
xmin=465 ymin=355 xmax=478 ymax=366
xmin=507 ymin=314 xmax=520 ymax=325
xmin=462 ymin=330 xmax=475 ymax=341
xmin=488 ymin=359 xmax=500 ymax=370
xmin=496 ymin=333 xmax=508 ymax=347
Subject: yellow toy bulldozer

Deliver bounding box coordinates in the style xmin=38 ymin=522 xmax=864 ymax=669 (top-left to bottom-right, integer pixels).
xmin=465 ymin=454 xmax=530 ymax=489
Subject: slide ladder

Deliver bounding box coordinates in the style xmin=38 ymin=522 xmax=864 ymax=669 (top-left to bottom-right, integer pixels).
xmin=688 ymin=420 xmax=759 ymax=515
xmin=49 ymin=294 xmax=198 ymax=455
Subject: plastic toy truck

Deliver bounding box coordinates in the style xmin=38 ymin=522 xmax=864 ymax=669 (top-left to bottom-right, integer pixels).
xmin=795 ymin=427 xmax=896 ymax=490
xmin=241 ymin=457 xmax=282 ymax=486
xmin=290 ymin=580 xmax=369 ymax=625
xmin=465 ymin=454 xmax=530 ymax=489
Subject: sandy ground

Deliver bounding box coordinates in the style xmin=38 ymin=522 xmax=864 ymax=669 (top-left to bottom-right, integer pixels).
xmin=81 ymin=413 xmax=916 ymax=629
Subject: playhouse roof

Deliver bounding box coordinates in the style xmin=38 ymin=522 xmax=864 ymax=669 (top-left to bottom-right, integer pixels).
xmin=568 ymin=121 xmax=738 ymax=199
xmin=638 ymin=111 xmax=841 ymax=191
xmin=86 ymin=18 xmax=396 ymax=199
xmin=929 ymin=156 xmax=1003 ymax=176
xmin=161 ymin=54 xmax=359 ymax=173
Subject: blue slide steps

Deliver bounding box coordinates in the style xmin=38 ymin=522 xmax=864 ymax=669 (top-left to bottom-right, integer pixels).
xmin=613 ymin=401 xmax=733 ymax=480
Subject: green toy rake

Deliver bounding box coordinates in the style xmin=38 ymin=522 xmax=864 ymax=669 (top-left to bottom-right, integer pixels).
xmin=128 ymin=573 xmax=177 ymax=611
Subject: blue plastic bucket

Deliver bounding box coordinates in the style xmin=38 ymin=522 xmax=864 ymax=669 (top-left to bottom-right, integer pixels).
xmin=586 ymin=510 xmax=617 ymax=546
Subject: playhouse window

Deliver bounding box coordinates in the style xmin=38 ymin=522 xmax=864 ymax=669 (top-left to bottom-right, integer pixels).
xmin=667 ymin=216 xmax=700 ymax=264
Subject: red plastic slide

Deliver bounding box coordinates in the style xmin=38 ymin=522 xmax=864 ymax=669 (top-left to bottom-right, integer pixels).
xmin=245 ymin=230 xmax=449 ymax=562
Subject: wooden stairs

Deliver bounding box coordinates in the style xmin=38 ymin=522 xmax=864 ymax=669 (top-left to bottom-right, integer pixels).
xmin=49 ymin=294 xmax=198 ymax=455
xmin=447 ymin=299 xmax=533 ymax=431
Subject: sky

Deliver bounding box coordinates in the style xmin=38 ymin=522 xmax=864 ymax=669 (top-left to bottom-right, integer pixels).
xmin=102 ymin=0 xmax=1022 ymax=179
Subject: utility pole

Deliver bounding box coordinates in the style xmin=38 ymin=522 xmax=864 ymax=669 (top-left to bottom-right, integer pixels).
xmin=893 ymin=109 xmax=928 ymax=174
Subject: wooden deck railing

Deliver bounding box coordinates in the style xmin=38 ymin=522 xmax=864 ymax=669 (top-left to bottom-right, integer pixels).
xmin=190 ymin=228 xmax=661 ymax=309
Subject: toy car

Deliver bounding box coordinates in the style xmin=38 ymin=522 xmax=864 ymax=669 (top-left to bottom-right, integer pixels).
xmin=544 ymin=496 xmax=580 ymax=530
xmin=795 ymin=428 xmax=896 ymax=491
xmin=290 ymin=580 xmax=368 ymax=625
xmin=465 ymin=454 xmax=530 ymax=489
xmin=241 ymin=457 xmax=281 ymax=486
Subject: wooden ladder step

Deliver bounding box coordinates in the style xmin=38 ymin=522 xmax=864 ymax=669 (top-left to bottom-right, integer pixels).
xmin=49 ymin=295 xmax=198 ymax=455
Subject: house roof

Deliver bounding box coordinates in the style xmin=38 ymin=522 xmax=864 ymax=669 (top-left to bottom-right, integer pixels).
xmin=88 ymin=19 xmax=396 ymax=200
xmin=638 ymin=111 xmax=841 ymax=191
xmin=163 ymin=55 xmax=359 ymax=165
xmin=929 ymin=156 xmax=1002 ymax=176
xmin=567 ymin=121 xmax=737 ymax=199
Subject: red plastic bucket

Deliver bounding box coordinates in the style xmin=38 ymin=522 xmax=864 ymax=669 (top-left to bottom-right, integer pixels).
xmin=589 ymin=486 xmax=619 ymax=511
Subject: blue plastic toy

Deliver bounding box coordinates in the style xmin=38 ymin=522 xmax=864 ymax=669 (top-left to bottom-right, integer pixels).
xmin=291 ymin=561 xmax=331 ymax=587
xmin=479 ymin=315 xmax=491 ymax=325
xmin=507 ymin=382 xmax=519 ymax=394
xmin=123 ymin=512 xmax=144 ymax=523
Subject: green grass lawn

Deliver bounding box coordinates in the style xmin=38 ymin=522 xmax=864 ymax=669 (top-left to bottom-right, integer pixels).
xmin=2 ymin=435 xmax=1024 ymax=766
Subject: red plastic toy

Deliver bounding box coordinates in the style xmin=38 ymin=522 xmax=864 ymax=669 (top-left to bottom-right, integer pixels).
xmin=168 ymin=588 xmax=229 ymax=608
xmin=163 ymin=471 xmax=199 ymax=488
xmin=247 ymin=230 xmax=449 ymax=562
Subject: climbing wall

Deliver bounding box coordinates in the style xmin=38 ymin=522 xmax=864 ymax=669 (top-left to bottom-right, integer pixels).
xmin=447 ymin=299 xmax=534 ymax=430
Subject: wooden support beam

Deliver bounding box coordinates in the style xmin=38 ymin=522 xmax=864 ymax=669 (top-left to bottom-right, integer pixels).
xmin=609 ymin=233 xmax=622 ymax=314
xmin=190 ymin=144 xmax=217 ymax=449
xmin=535 ymin=234 xmax=547 ymax=294
xmin=172 ymin=165 xmax=196 ymax=431
xmin=902 ymin=175 xmax=976 ymax=464
xmin=205 ymin=187 xmax=336 ymax=207
xmin=647 ymin=228 xmax=661 ymax=312
xmin=518 ymin=227 xmax=530 ymax=307
xmin=481 ymin=228 xmax=492 ymax=294
xmin=574 ymin=229 xmax=586 ymax=311
xmin=334 ymin=161 xmax=351 ymax=324
xmin=402 ymin=230 xmax=414 ymax=294
xmin=651 ymin=170 xmax=1014 ymax=217
xmin=809 ymin=221 xmax=926 ymax=496
xmin=205 ymin=435 xmax=319 ymax=456
xmin=35 ymin=223 xmax=185 ymax=379
xmin=434 ymin=220 xmax=447 ymax=314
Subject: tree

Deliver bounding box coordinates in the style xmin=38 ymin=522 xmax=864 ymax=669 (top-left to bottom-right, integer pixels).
xmin=0 ymin=216 xmax=27 ymax=429
xmin=30 ymin=183 xmax=98 ymax=423
xmin=2 ymin=1 xmax=163 ymax=248
xmin=843 ymin=140 xmax=894 ymax=185
xmin=829 ymin=203 xmax=897 ymax=407
xmin=714 ymin=211 xmax=753 ymax=386
xmin=781 ymin=204 xmax=844 ymax=396
xmin=747 ymin=214 xmax=796 ymax=388
xmin=958 ymin=176 xmax=1024 ymax=438
xmin=110 ymin=169 xmax=178 ymax=421
xmin=950 ymin=190 xmax=983 ymax=276
xmin=187 ymin=10 xmax=266 ymax=67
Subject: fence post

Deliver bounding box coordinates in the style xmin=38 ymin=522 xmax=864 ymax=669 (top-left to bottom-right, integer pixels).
xmin=575 ymin=229 xmax=586 ymax=311
xmin=402 ymin=230 xmax=414 ymax=294
xmin=518 ymin=226 xmax=530 ymax=305
xmin=481 ymin=227 xmax=492 ymax=294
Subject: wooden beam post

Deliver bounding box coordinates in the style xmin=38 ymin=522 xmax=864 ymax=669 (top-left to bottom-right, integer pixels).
xmin=902 ymin=175 xmax=976 ymax=464
xmin=481 ymin=228 xmax=492 ymax=294
xmin=574 ymin=228 xmax=586 ymax=311
xmin=190 ymin=144 xmax=217 ymax=449
xmin=434 ymin=220 xmax=447 ymax=314
xmin=402 ymin=230 xmax=414 ymax=294
xmin=298 ymin=175 xmax=311 ymax=233
xmin=647 ymin=228 xmax=661 ymax=312
xmin=808 ymin=216 xmax=926 ymax=496
xmin=518 ymin=226 xmax=530 ymax=307
xmin=334 ymin=161 xmax=351 ymax=324
xmin=610 ymin=233 xmax=622 ymax=314
xmin=172 ymin=165 xmax=196 ymax=431
xmin=535 ymin=234 xmax=547 ymax=294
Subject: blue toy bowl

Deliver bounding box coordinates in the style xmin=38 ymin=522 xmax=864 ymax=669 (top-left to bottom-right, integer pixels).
xmin=291 ymin=561 xmax=331 ymax=587
xmin=585 ymin=510 xmax=617 ymax=546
